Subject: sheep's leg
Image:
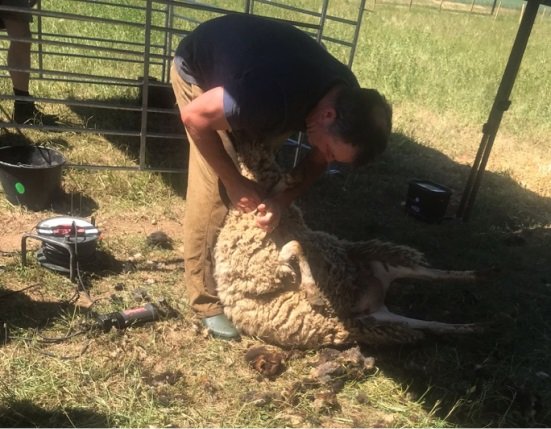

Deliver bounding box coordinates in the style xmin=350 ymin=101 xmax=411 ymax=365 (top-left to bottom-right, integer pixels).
xmin=353 ymin=262 xmax=485 ymax=315
xmin=391 ymin=265 xmax=480 ymax=282
xmin=370 ymin=261 xmax=483 ymax=287
xmin=363 ymin=307 xmax=480 ymax=335
xmin=351 ymin=268 xmax=386 ymax=314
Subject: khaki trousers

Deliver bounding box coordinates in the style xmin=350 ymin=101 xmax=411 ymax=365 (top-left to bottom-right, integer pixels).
xmin=171 ymin=63 xmax=239 ymax=317
xmin=171 ymin=62 xmax=288 ymax=318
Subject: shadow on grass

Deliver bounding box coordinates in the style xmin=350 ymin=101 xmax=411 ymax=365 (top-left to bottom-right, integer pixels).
xmin=51 ymin=188 xmax=99 ymax=217
xmin=298 ymin=132 xmax=551 ymax=427
xmin=0 ymin=250 xmax=123 ymax=343
xmin=67 ymin=92 xmax=188 ymax=197
xmin=0 ymin=286 xmax=81 ymax=339
xmin=0 ymin=398 xmax=110 ymax=427
xmin=66 ymin=96 xmax=551 ymax=426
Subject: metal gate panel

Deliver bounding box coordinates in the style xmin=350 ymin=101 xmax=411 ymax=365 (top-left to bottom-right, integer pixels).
xmin=0 ymin=0 xmax=365 ymax=172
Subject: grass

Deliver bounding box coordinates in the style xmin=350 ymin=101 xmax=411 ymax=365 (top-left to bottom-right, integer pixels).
xmin=1 ymin=1 xmax=551 ymax=427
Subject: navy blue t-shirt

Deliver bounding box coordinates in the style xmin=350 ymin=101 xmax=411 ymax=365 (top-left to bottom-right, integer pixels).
xmin=174 ymin=13 xmax=359 ymax=140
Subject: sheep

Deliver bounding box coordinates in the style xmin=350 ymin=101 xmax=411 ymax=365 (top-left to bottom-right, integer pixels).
xmin=213 ymin=140 xmax=483 ymax=348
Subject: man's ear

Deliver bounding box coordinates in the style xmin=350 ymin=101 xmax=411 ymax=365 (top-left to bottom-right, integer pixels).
xmin=321 ymin=106 xmax=337 ymax=126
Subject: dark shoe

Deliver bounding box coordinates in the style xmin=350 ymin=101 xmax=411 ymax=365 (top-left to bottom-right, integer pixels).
xmin=13 ymin=101 xmax=59 ymax=126
xmin=202 ymin=314 xmax=240 ymax=340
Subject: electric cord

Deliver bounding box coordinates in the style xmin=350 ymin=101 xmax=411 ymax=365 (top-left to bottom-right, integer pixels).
xmin=0 ymin=283 xmax=41 ymax=300
xmin=3 ymin=220 xmax=173 ymax=359
xmin=39 ymin=239 xmax=97 ymax=270
xmin=31 ymin=341 xmax=91 ymax=360
xmin=37 ymin=220 xmax=95 ymax=303
xmin=72 ymin=226 xmax=94 ymax=304
xmin=13 ymin=305 xmax=99 ymax=359
xmin=34 ymin=323 xmax=93 ymax=344
xmin=1 ymin=222 xmax=99 ymax=357
xmin=4 ymin=319 xmax=94 ymax=360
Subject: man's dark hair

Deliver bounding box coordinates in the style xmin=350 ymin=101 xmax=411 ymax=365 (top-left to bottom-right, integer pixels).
xmin=330 ymin=87 xmax=392 ymax=166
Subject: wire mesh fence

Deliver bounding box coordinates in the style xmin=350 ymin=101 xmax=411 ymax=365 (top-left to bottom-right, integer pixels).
xmin=367 ymin=0 xmax=549 ymax=16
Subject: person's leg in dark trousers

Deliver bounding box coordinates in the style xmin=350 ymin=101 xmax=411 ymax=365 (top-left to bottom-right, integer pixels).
xmin=1 ymin=3 xmax=58 ymax=125
xmin=171 ymin=63 xmax=239 ymax=339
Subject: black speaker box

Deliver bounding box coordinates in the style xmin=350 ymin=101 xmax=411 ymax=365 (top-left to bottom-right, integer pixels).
xmin=406 ymin=180 xmax=451 ymax=222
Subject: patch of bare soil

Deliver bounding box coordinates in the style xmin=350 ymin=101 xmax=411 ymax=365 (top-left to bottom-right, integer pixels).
xmin=0 ymin=211 xmax=47 ymax=252
xmin=0 ymin=206 xmax=186 ymax=254
xmin=95 ymin=207 xmax=185 ymax=251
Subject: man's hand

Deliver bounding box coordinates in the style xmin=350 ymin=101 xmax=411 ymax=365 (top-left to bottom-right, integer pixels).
xmin=226 ymin=176 xmax=265 ymax=213
xmin=255 ymin=198 xmax=283 ymax=232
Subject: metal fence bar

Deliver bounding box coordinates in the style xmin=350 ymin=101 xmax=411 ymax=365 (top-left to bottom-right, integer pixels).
xmin=319 ymin=35 xmax=354 ymax=48
xmin=0 ymin=35 xmax=151 ymax=59
xmin=0 ymin=95 xmax=140 ymax=110
xmin=161 ymin=3 xmax=171 ymax=82
xmin=66 ymin=164 xmax=188 ymax=173
xmin=37 ymin=0 xmax=44 ymax=79
xmin=0 ymin=49 xmax=160 ymax=67
xmin=163 ymin=0 xmax=246 ymax=17
xmin=0 ymin=95 xmax=178 ymax=114
xmin=74 ymin=0 xmax=150 ymax=12
xmin=37 ymin=31 xmax=165 ymax=50
xmin=317 ymin=0 xmax=330 ymax=42
xmin=0 ymin=122 xmax=141 ymax=136
xmin=252 ymin=0 xmax=322 ymax=19
xmin=0 ymin=65 xmax=146 ymax=86
xmin=348 ymin=0 xmax=367 ymax=68
xmin=0 ymin=119 xmax=183 ymax=140
xmin=139 ymin=0 xmax=154 ymax=170
xmin=0 ymin=6 xmax=146 ymax=28
xmin=252 ymin=0 xmax=363 ymax=26
xmin=0 ymin=74 xmax=158 ymax=89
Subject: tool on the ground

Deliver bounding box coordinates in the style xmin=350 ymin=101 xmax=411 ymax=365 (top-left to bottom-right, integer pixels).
xmin=95 ymin=303 xmax=160 ymax=332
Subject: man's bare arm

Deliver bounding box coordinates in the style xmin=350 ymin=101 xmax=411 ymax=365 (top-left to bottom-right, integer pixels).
xmin=180 ymin=86 xmax=264 ymax=211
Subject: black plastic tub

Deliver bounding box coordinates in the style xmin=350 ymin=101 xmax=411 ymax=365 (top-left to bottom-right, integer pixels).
xmin=0 ymin=145 xmax=65 ymax=211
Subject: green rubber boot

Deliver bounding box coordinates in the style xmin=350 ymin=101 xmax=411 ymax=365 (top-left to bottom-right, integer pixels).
xmin=202 ymin=314 xmax=240 ymax=340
